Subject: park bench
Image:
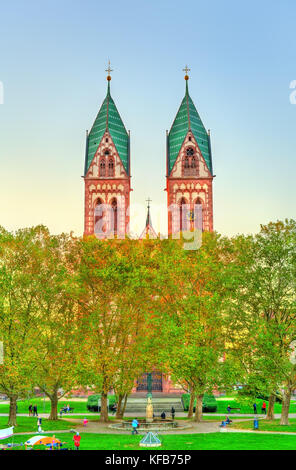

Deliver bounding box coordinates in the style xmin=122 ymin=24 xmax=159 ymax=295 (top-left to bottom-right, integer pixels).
xmin=59 ymin=407 xmax=74 ymax=417
xmin=228 ymin=407 xmax=241 ymax=413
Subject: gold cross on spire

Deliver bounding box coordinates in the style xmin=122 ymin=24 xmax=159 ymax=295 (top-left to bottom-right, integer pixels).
xmin=105 ymin=60 xmax=113 ymax=80
xmin=183 ymin=65 xmax=191 ymax=75
xmin=146 ymin=197 xmax=152 ymax=209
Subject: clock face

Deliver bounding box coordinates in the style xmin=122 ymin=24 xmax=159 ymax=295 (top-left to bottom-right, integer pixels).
xmin=186 ymin=148 xmax=194 ymax=156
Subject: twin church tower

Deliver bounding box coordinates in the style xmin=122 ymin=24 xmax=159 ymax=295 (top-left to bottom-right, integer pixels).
xmin=83 ymin=65 xmax=214 ymax=238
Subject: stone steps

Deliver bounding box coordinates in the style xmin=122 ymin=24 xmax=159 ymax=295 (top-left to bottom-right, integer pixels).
xmin=125 ymin=397 xmax=184 ymax=413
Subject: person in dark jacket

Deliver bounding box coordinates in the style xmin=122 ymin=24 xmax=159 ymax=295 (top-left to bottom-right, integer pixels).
xmin=171 ymin=407 xmax=175 ymax=420
xmin=253 ymin=403 xmax=257 ymax=414
xmin=33 ymin=404 xmax=38 ymax=417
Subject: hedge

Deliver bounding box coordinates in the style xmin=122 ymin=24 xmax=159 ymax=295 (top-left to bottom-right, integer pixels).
xmin=182 ymin=393 xmax=217 ymax=413
xmin=87 ymin=394 xmax=117 ymax=412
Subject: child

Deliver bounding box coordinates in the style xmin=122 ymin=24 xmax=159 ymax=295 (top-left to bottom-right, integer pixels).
xmin=83 ymin=417 xmax=88 ymax=427
xmin=73 ymin=432 xmax=81 ymax=450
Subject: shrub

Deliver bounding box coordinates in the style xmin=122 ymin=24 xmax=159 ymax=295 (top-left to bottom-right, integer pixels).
xmin=181 ymin=393 xmax=217 ymax=413
xmin=87 ymin=394 xmax=116 ymax=412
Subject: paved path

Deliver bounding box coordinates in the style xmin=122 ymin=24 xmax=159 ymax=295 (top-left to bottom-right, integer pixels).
xmin=1 ymin=412 xmax=295 ymax=419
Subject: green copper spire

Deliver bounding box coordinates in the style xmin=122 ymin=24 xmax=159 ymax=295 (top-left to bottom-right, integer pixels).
xmin=84 ymin=63 xmax=130 ymax=176
xmin=167 ymin=68 xmax=213 ymax=175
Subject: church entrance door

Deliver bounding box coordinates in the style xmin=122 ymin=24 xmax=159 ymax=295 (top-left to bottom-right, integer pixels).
xmin=136 ymin=372 xmax=163 ymax=392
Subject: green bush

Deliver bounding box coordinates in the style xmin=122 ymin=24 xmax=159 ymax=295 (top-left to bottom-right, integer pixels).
xmin=87 ymin=394 xmax=116 ymax=412
xmin=182 ymin=393 xmax=217 ymax=413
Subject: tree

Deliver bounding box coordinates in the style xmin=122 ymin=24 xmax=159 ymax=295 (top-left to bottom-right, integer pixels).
xmin=227 ymin=220 xmax=296 ymax=425
xmin=32 ymin=231 xmax=80 ymax=420
xmin=150 ymin=234 xmax=233 ymax=422
xmin=73 ymin=237 xmax=152 ymax=422
xmin=0 ymin=227 xmax=44 ymax=426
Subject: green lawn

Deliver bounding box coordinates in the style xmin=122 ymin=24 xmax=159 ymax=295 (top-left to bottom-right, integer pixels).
xmin=0 ymin=416 xmax=75 ymax=433
xmin=215 ymin=397 xmax=296 ymax=415
xmin=233 ymin=418 xmax=296 ymax=433
xmin=1 ymin=432 xmax=296 ymax=450
xmin=0 ymin=398 xmax=88 ymax=415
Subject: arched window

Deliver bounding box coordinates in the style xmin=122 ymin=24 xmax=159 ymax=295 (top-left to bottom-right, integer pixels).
xmin=94 ymin=198 xmax=106 ymax=235
xmin=179 ymin=197 xmax=187 ymax=232
xmin=183 ymin=147 xmax=197 ymax=176
xmin=104 ymin=150 xmax=110 ymax=155
xmin=111 ymin=198 xmax=118 ymax=235
xmin=108 ymin=158 xmax=114 ymax=177
xmin=99 ymin=159 xmax=106 ymax=177
xmin=194 ymin=197 xmax=203 ymax=232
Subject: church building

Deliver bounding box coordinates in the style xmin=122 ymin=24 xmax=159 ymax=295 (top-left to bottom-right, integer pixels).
xmin=83 ymin=65 xmax=214 ymax=394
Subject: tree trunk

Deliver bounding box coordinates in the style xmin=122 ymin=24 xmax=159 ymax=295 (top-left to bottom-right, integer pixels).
xmin=266 ymin=394 xmax=275 ymax=420
xmin=121 ymin=393 xmax=128 ymax=418
xmin=188 ymin=392 xmax=195 ymax=419
xmin=280 ymin=389 xmax=291 ymax=426
xmin=194 ymin=394 xmax=203 ymax=422
xmin=116 ymin=394 xmax=123 ymax=419
xmin=8 ymin=395 xmax=18 ymax=427
xmin=49 ymin=391 xmax=59 ymax=420
xmin=100 ymin=392 xmax=109 ymax=422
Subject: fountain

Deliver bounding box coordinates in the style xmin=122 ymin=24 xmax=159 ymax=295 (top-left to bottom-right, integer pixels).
xmin=109 ymin=374 xmax=192 ymax=432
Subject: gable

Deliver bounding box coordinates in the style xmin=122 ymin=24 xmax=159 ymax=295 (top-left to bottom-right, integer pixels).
xmin=86 ymin=130 xmax=127 ymax=179
xmin=170 ymin=131 xmax=212 ymax=179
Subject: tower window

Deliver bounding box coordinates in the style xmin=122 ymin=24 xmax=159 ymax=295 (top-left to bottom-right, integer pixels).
xmin=108 ymin=158 xmax=114 ymax=177
xmin=105 ymin=138 xmax=109 ymax=143
xmin=183 ymin=148 xmax=198 ymax=176
xmin=104 ymin=150 xmax=110 ymax=155
xmin=99 ymin=159 xmax=106 ymax=176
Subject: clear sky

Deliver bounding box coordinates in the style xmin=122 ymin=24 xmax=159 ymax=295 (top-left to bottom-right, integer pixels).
xmin=0 ymin=0 xmax=295 ymax=237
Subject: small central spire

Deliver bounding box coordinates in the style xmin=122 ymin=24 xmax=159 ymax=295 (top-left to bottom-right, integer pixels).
xmin=146 ymin=197 xmax=152 ymax=227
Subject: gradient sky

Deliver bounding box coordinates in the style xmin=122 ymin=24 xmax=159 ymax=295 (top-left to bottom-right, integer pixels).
xmin=0 ymin=0 xmax=295 ymax=237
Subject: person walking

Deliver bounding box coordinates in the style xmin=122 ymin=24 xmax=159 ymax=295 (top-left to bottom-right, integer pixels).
xmin=28 ymin=404 xmax=33 ymax=416
xmin=73 ymin=432 xmax=81 ymax=450
xmin=37 ymin=417 xmax=43 ymax=433
xmin=33 ymin=404 xmax=38 ymax=417
xmin=171 ymin=406 xmax=175 ymax=420
xmin=253 ymin=403 xmax=257 ymax=414
xmin=261 ymin=401 xmax=267 ymax=415
xmin=131 ymin=418 xmax=139 ymax=435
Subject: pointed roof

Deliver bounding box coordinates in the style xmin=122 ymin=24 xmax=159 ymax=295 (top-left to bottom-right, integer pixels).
xmin=84 ymin=78 xmax=130 ymax=175
xmin=168 ymin=76 xmax=213 ymax=175
xmin=140 ymin=199 xmax=158 ymax=240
